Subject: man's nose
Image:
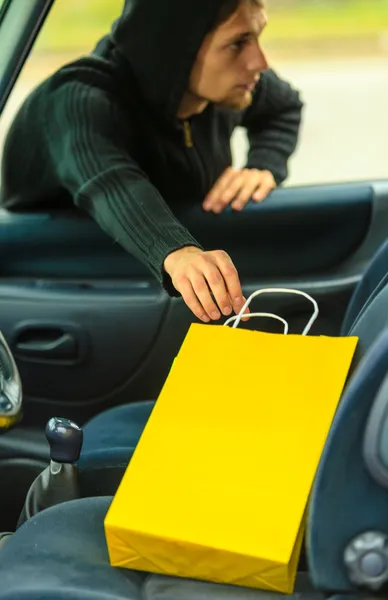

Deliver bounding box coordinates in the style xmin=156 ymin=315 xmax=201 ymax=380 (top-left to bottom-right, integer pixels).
xmin=246 ymin=42 xmax=268 ymax=73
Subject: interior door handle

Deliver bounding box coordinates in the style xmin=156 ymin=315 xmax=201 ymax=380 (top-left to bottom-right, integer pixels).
xmin=15 ymin=332 xmax=77 ymax=361
xmin=12 ymin=321 xmax=88 ymax=364
xmin=12 ymin=319 xmax=85 ymax=365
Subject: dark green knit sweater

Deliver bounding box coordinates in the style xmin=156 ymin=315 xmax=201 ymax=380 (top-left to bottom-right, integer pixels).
xmin=0 ymin=0 xmax=303 ymax=295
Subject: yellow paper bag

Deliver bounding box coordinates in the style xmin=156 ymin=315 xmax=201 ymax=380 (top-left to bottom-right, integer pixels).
xmin=105 ymin=291 xmax=357 ymax=594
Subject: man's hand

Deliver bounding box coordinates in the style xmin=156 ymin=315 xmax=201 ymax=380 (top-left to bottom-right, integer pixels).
xmin=164 ymin=246 xmax=249 ymax=323
xmin=203 ymin=167 xmax=276 ymax=214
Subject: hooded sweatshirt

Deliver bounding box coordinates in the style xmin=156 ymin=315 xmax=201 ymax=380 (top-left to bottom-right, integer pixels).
xmin=0 ymin=0 xmax=303 ymax=295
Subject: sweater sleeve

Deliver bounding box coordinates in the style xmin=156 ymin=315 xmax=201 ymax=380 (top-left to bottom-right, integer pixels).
xmin=240 ymin=69 xmax=304 ymax=185
xmin=43 ymin=79 xmax=201 ymax=295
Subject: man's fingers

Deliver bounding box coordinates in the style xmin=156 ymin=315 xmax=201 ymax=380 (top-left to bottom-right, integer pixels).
xmin=204 ymin=168 xmax=275 ymax=213
xmin=252 ymin=172 xmax=276 ymax=202
xmin=239 ymin=297 xmax=251 ymax=322
xmin=231 ymin=171 xmax=263 ymax=211
xmin=203 ymin=168 xmax=240 ymax=211
xmin=206 ymin=167 xmax=236 ymax=197
xmin=202 ymin=263 xmax=233 ymax=317
xmin=191 ymin=272 xmax=223 ymax=320
xmin=252 ymin=183 xmax=272 ymax=202
xmin=172 ymin=250 xmax=249 ymax=324
xmin=215 ymin=173 xmax=245 ymax=207
xmin=175 ymin=278 xmax=211 ymax=323
xmin=213 ymin=251 xmax=247 ymax=316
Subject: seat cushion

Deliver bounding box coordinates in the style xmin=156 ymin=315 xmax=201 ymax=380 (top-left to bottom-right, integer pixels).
xmin=143 ymin=574 xmax=323 ymax=600
xmin=0 ymin=496 xmax=322 ymax=600
xmin=81 ymin=400 xmax=155 ymax=464
xmin=0 ymin=496 xmax=146 ymax=600
xmin=78 ymin=401 xmax=155 ymax=496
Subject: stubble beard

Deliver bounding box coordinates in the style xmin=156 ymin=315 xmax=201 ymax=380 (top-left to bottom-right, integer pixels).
xmin=216 ymin=90 xmax=253 ymax=111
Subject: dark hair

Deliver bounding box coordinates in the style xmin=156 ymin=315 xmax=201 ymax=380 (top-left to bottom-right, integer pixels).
xmin=216 ymin=0 xmax=264 ymax=26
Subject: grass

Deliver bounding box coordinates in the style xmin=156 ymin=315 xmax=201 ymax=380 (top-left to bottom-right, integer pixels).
xmin=33 ymin=0 xmax=388 ymax=53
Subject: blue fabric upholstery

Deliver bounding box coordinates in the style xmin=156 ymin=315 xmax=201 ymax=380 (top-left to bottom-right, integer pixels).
xmin=0 ymin=496 xmax=146 ymax=600
xmin=80 ymin=243 xmax=388 ymax=490
xmin=346 ymin=277 xmax=388 ymax=370
xmin=341 ymin=239 xmax=388 ymax=336
xmin=0 ymin=496 xmax=323 ymax=600
xmin=308 ymin=328 xmax=388 ymax=593
xmin=80 ymin=400 xmax=155 ymax=464
xmin=78 ymin=401 xmax=155 ymax=495
xmin=142 ymin=574 xmax=321 ymax=599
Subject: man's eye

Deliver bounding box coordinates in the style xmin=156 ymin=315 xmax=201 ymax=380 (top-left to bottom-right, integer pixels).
xmin=229 ymin=40 xmax=246 ymax=52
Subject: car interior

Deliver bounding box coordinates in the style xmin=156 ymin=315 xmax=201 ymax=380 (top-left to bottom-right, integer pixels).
xmin=0 ymin=0 xmax=387 ymax=598
xmin=0 ymin=239 xmax=388 ymax=600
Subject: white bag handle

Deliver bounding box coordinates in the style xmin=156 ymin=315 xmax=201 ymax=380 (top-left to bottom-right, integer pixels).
xmin=223 ymin=288 xmax=319 ymax=336
xmin=224 ymin=312 xmax=289 ymax=334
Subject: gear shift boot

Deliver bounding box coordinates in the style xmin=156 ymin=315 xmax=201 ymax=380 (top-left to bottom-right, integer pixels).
xmin=18 ymin=417 xmax=83 ymax=527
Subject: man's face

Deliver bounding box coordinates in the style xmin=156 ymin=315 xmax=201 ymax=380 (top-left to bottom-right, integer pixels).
xmin=189 ymin=1 xmax=268 ymax=111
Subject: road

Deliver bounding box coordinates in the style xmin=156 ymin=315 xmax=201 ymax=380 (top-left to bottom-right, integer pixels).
xmin=1 ymin=56 xmax=387 ymax=187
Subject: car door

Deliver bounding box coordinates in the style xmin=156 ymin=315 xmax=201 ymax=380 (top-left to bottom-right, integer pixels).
xmin=0 ymin=0 xmax=386 ymax=433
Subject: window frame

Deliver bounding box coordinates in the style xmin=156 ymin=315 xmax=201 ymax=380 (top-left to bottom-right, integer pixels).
xmin=0 ymin=0 xmax=54 ymax=115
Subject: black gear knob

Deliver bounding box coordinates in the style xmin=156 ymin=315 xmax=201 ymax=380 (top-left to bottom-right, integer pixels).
xmin=45 ymin=417 xmax=83 ymax=463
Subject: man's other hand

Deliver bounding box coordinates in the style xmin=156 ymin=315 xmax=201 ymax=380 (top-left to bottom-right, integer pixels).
xmin=203 ymin=167 xmax=276 ymax=214
xmin=164 ymin=246 xmax=249 ymax=323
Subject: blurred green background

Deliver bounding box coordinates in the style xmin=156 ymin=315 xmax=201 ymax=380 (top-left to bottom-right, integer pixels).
xmin=34 ymin=0 xmax=388 ymax=58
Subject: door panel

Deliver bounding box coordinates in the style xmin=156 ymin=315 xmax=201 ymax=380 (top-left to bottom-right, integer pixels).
xmin=0 ymin=181 xmax=377 ymax=279
xmin=183 ymin=181 xmax=375 ymax=278
xmin=0 ymin=180 xmax=385 ymax=428
xmin=0 ymin=282 xmax=167 ymax=423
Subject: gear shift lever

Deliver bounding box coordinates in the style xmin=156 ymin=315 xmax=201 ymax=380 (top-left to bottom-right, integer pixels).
xmin=46 ymin=417 xmax=83 ymax=463
xmin=18 ymin=417 xmax=83 ymax=527
xmin=0 ymin=330 xmax=22 ymax=431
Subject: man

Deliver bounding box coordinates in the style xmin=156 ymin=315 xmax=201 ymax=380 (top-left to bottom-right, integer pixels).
xmin=1 ymin=0 xmax=303 ymax=322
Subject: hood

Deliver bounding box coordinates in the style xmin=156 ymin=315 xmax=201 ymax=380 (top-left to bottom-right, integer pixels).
xmin=109 ymin=0 xmax=226 ymax=125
